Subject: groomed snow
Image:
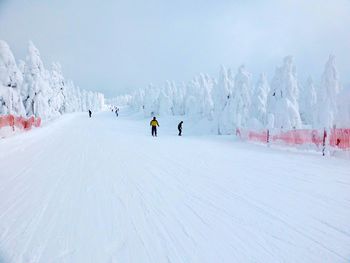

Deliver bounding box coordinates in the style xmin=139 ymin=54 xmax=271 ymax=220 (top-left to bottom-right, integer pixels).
xmin=0 ymin=110 xmax=349 ymax=262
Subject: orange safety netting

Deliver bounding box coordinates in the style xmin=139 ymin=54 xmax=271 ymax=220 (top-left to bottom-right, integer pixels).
xmin=248 ymin=130 xmax=268 ymax=143
xmin=0 ymin=115 xmax=12 ymax=128
xmin=236 ymin=128 xmax=350 ymax=151
xmin=236 ymin=129 xmax=269 ymax=143
xmin=271 ymin=129 xmax=324 ymax=146
xmin=0 ymin=114 xmax=42 ymax=132
xmin=330 ymin=129 xmax=350 ymax=150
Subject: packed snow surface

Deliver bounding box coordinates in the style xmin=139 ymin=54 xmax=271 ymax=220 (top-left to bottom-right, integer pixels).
xmin=0 ymin=110 xmax=349 ymax=263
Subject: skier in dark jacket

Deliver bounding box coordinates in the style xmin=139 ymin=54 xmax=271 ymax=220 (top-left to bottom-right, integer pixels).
xmin=88 ymin=110 xmax=92 ymax=118
xmin=178 ymin=121 xmax=183 ymax=136
xmin=150 ymin=117 xmax=159 ymax=137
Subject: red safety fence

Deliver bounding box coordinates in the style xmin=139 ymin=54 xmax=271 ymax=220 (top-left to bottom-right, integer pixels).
xmin=235 ymin=129 xmax=269 ymax=143
xmin=329 ymin=128 xmax=350 ymax=150
xmin=271 ymin=129 xmax=325 ymax=147
xmin=0 ymin=114 xmax=41 ymax=133
xmin=236 ymin=128 xmax=350 ymax=154
xmin=249 ymin=130 xmax=269 ymax=143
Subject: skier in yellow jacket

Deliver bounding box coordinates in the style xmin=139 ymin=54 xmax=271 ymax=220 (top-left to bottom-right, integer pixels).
xmin=150 ymin=117 xmax=159 ymax=137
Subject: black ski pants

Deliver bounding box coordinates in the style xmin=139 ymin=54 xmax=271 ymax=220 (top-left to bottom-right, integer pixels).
xmin=152 ymin=126 xmax=157 ymax=136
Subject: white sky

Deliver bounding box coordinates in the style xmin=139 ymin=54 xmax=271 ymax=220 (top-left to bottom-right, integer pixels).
xmin=0 ymin=0 xmax=349 ymax=97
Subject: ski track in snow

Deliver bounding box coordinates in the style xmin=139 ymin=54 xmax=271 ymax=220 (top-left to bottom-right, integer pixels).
xmin=0 ymin=110 xmax=350 ymax=263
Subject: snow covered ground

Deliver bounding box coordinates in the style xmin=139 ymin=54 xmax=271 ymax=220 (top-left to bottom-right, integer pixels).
xmin=0 ymin=109 xmax=350 ymax=263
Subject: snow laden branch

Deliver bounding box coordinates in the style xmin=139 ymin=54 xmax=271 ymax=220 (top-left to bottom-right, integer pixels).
xmin=0 ymin=40 xmax=105 ymax=121
xmin=124 ymin=56 xmax=350 ymax=133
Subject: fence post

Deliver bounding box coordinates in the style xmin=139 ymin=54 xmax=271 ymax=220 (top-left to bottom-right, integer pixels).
xmin=9 ymin=115 xmax=15 ymax=132
xmin=267 ymin=129 xmax=270 ymax=146
xmin=322 ymin=129 xmax=327 ymax=156
xmin=236 ymin=128 xmax=241 ymax=138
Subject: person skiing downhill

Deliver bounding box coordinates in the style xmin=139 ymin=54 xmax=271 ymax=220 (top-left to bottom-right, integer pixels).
xmin=150 ymin=117 xmax=159 ymax=137
xmin=115 ymin=107 xmax=119 ymax=117
xmin=88 ymin=110 xmax=92 ymax=118
xmin=178 ymin=121 xmax=183 ymax=136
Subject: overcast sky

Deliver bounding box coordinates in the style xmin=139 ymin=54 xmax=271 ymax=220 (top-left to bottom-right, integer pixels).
xmin=0 ymin=0 xmax=349 ymax=97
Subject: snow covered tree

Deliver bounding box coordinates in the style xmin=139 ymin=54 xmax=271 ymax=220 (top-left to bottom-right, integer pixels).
xmin=97 ymin=92 xmax=105 ymax=110
xmin=129 ymin=88 xmax=143 ymax=111
xmin=158 ymin=81 xmax=173 ymax=116
xmin=250 ymin=73 xmax=270 ymax=128
xmin=22 ymin=41 xmax=53 ymax=119
xmin=49 ymin=62 xmax=65 ymax=114
xmin=0 ymin=40 xmax=26 ymax=115
xmin=336 ymin=88 xmax=350 ymax=127
xmin=268 ymin=56 xmax=302 ymax=129
xmin=299 ymin=76 xmax=317 ymax=127
xmin=81 ymin=89 xmax=88 ymax=111
xmin=317 ymin=55 xmax=341 ymax=128
xmin=143 ymin=84 xmax=159 ymax=117
xmin=1 ymin=40 xmax=104 ymax=121
xmin=64 ymin=80 xmax=84 ymax=113
xmin=172 ymin=81 xmax=185 ymax=115
xmin=218 ymin=65 xmax=252 ymax=133
xmin=232 ymin=65 xmax=252 ymax=128
xmin=184 ymin=78 xmax=201 ymax=117
xmin=212 ymin=65 xmax=231 ymax=114
xmin=87 ymin=91 xmax=96 ymax=111
xmin=218 ymin=93 xmax=236 ymax=134
xmin=212 ymin=66 xmax=234 ymax=133
xmin=198 ymin=74 xmax=214 ymax=120
xmin=158 ymin=89 xmax=172 ymax=116
xmin=75 ymin=86 xmax=83 ymax=112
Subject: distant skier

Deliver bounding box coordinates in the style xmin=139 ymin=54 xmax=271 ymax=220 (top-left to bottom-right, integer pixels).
xmin=178 ymin=121 xmax=183 ymax=136
xmin=150 ymin=117 xmax=159 ymax=137
xmin=115 ymin=107 xmax=119 ymax=117
xmin=88 ymin=110 xmax=92 ymax=118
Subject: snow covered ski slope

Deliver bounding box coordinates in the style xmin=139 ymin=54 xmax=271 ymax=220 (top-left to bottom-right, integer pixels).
xmin=0 ymin=111 xmax=350 ymax=263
